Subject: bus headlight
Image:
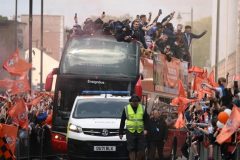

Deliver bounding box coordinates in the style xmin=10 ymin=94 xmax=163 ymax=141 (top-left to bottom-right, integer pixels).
xmin=69 ymin=124 xmax=83 ymax=133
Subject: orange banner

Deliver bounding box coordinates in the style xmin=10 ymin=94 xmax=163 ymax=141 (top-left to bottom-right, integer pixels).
xmin=153 ymin=54 xmax=188 ymax=95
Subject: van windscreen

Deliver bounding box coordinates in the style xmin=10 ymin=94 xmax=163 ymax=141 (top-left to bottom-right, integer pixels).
xmin=73 ymin=98 xmax=128 ymax=118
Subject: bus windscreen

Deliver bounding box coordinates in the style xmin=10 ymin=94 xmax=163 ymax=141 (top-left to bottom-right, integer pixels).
xmin=60 ymin=37 xmax=139 ymax=78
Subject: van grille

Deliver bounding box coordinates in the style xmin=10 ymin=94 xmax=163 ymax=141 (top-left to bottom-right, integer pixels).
xmin=82 ymin=128 xmax=120 ymax=137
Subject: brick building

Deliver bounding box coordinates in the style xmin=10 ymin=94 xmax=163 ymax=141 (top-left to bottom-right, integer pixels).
xmin=0 ymin=19 xmax=26 ymax=79
xmin=21 ymin=15 xmax=64 ymax=61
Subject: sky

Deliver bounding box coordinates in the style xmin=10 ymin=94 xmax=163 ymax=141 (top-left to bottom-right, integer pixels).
xmin=0 ymin=0 xmax=212 ymax=27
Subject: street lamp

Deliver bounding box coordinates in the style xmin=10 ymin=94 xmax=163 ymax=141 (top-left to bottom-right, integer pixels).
xmin=15 ymin=0 xmax=18 ymax=49
xmin=29 ymin=0 xmax=33 ymax=91
xmin=176 ymin=8 xmax=194 ymax=64
xmin=40 ymin=0 xmax=44 ymax=91
xmin=177 ymin=13 xmax=182 ymax=22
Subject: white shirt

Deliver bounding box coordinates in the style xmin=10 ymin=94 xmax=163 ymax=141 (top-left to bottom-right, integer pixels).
xmin=215 ymin=87 xmax=223 ymax=98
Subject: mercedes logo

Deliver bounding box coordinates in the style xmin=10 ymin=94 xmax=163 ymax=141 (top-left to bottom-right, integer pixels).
xmin=102 ymin=129 xmax=109 ymax=136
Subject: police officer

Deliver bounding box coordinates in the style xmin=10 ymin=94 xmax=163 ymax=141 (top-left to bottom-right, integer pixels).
xmin=119 ymin=94 xmax=148 ymax=160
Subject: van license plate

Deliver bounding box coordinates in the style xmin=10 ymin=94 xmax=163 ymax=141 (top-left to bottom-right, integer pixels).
xmin=94 ymin=146 xmax=116 ymax=151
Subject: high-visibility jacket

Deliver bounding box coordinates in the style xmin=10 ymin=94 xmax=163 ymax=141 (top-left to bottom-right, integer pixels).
xmin=125 ymin=104 xmax=144 ymax=133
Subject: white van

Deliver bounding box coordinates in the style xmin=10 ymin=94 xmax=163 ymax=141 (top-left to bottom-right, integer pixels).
xmin=67 ymin=93 xmax=130 ymax=159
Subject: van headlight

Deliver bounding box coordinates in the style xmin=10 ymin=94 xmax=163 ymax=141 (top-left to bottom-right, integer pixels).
xmin=69 ymin=123 xmax=83 ymax=133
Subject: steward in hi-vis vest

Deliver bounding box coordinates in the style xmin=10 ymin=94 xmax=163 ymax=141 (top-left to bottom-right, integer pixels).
xmin=125 ymin=104 xmax=144 ymax=133
xmin=119 ymin=94 xmax=148 ymax=160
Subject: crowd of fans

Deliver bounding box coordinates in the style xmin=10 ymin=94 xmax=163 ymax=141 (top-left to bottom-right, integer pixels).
xmin=183 ymin=77 xmax=240 ymax=160
xmin=0 ymin=91 xmax=53 ymax=157
xmin=0 ymin=91 xmax=53 ymax=127
xmin=70 ymin=10 xmax=207 ymax=66
xmin=150 ymin=76 xmax=240 ymax=160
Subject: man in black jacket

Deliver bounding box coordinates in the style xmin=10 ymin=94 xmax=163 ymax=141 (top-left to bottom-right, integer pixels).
xmin=146 ymin=109 xmax=168 ymax=160
xmin=183 ymin=25 xmax=207 ymax=65
xmin=183 ymin=25 xmax=207 ymax=51
xmin=131 ymin=20 xmax=148 ymax=49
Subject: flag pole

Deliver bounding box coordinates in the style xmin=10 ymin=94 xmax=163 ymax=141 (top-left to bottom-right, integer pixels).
xmin=15 ymin=0 xmax=18 ymax=49
xmin=28 ymin=0 xmax=33 ymax=91
xmin=215 ymin=0 xmax=220 ymax=81
xmin=40 ymin=0 xmax=44 ymax=91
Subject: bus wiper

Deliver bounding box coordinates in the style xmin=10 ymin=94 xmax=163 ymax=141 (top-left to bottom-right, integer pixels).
xmin=117 ymin=73 xmax=130 ymax=78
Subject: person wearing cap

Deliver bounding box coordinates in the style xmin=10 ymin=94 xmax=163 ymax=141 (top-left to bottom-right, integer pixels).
xmin=119 ymin=94 xmax=148 ymax=160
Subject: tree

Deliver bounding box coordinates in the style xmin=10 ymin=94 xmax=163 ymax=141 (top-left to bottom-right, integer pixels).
xmin=186 ymin=17 xmax=212 ymax=67
xmin=0 ymin=15 xmax=8 ymax=21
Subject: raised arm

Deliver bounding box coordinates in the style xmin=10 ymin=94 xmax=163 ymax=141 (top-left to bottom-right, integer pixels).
xmin=191 ymin=30 xmax=207 ymax=39
xmin=152 ymin=9 xmax=162 ymax=23
xmin=161 ymin=12 xmax=175 ymax=27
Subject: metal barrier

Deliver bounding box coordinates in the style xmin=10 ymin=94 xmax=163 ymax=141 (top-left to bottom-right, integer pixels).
xmin=15 ymin=126 xmax=65 ymax=160
xmin=235 ymin=143 xmax=240 ymax=160
xmin=199 ymin=142 xmax=208 ymax=160
xmin=213 ymin=144 xmax=221 ymax=160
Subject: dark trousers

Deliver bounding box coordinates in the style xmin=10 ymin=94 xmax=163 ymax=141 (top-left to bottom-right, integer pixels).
xmin=147 ymin=141 xmax=164 ymax=160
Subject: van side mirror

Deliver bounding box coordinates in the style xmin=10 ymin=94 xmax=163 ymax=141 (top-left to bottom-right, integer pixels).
xmin=45 ymin=68 xmax=58 ymax=91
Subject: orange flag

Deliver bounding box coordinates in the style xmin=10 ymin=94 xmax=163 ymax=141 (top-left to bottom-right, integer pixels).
xmin=11 ymin=77 xmax=30 ymax=95
xmin=178 ymin=80 xmax=186 ymax=98
xmin=193 ymin=76 xmax=203 ymax=91
xmin=0 ymin=123 xmax=18 ymax=154
xmin=175 ymin=113 xmax=185 ymax=129
xmin=178 ymin=97 xmax=196 ymax=113
xmin=216 ymin=106 xmax=240 ymax=144
xmin=197 ymin=69 xmax=208 ymax=80
xmin=0 ymin=79 xmax=14 ymax=90
xmin=188 ymin=66 xmax=204 ymax=73
xmin=208 ymin=71 xmax=218 ymax=87
xmin=28 ymin=95 xmax=43 ymax=106
xmin=171 ymin=97 xmax=196 ymax=113
xmin=8 ymin=99 xmax=28 ymax=129
xmin=171 ymin=97 xmax=191 ymax=106
xmin=171 ymin=97 xmax=180 ymax=106
xmin=193 ymin=76 xmax=213 ymax=97
xmin=135 ymin=77 xmax=142 ymax=98
xmin=3 ymin=49 xmax=32 ymax=76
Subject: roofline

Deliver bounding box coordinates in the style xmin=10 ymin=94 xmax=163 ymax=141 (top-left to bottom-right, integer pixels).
xmin=21 ymin=14 xmax=64 ymax=17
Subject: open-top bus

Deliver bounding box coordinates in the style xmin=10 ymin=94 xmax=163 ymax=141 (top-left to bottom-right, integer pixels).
xmin=45 ymin=34 xmax=141 ymax=153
